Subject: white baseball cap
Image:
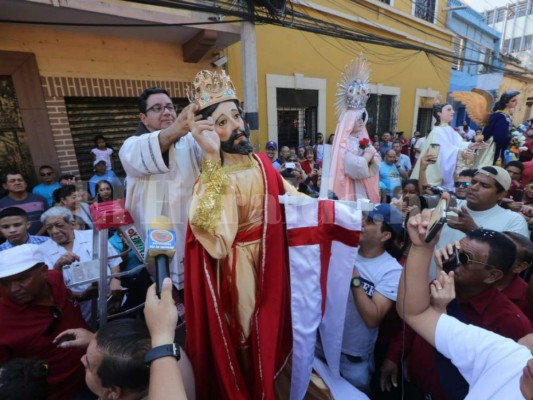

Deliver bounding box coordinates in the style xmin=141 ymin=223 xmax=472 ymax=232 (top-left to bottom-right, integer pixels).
xmin=0 ymin=244 xmax=45 ymax=279
xmin=93 ymin=157 xmax=108 ymax=167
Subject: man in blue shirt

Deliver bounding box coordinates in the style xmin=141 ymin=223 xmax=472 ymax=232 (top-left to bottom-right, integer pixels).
xmin=392 ymin=141 xmax=412 ymax=172
xmin=265 ymin=141 xmax=281 ymax=170
xmin=88 ymin=158 xmax=122 ymax=199
xmin=32 ymin=165 xmax=61 ymax=207
xmin=379 ymin=132 xmax=393 ymax=158
xmin=379 ymin=150 xmax=407 ymax=201
xmin=0 ymin=172 xmax=48 ymax=235
xmin=0 ymin=207 xmax=48 ymax=251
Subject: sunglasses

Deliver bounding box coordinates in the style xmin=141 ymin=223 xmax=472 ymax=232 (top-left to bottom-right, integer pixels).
xmin=458 ymin=250 xmax=498 ymax=270
xmin=40 ymin=172 xmax=53 ymax=177
xmin=454 ymin=181 xmax=470 ymax=188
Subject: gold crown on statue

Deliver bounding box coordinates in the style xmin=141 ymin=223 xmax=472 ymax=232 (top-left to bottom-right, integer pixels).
xmin=187 ymin=70 xmax=239 ymax=110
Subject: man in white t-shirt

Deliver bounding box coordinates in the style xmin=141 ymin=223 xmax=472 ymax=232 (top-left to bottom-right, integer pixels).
xmin=338 ymin=204 xmax=403 ymax=394
xmin=413 ymin=131 xmax=427 ymax=160
xmin=430 ymin=165 xmax=528 ymax=279
xmin=397 ymin=207 xmax=533 ymax=400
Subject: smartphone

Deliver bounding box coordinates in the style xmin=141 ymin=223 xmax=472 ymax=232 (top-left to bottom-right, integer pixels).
xmin=514 ymin=189 xmax=524 ymax=202
xmin=427 ymin=143 xmax=440 ymax=164
xmin=425 ymin=197 xmax=448 ymax=243
xmin=285 ymin=162 xmax=296 ymax=169
xmin=442 ymin=246 xmax=459 ymax=273
xmin=313 ymin=163 xmax=320 ymax=170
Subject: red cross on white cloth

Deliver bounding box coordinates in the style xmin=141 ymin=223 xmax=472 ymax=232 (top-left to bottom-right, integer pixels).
xmin=282 ymin=196 xmax=366 ymax=400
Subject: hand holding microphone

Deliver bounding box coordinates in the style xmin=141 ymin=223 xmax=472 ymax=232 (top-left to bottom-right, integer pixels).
xmin=145 ymin=216 xmax=176 ymax=297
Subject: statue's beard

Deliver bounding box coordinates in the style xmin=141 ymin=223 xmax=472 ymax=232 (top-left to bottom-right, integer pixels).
xmin=220 ymin=126 xmax=253 ymax=155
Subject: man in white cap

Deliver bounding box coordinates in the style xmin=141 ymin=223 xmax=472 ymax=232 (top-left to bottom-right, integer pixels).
xmin=87 ymin=157 xmax=122 ymax=199
xmin=0 ymin=244 xmax=90 ymax=400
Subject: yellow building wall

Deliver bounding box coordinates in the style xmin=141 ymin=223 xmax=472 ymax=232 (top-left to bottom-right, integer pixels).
xmin=227 ymin=24 xmax=451 ymax=145
xmin=0 ymin=24 xmax=211 ymax=81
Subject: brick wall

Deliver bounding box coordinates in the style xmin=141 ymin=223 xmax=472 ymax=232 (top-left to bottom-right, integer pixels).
xmin=40 ymin=76 xmax=189 ymax=177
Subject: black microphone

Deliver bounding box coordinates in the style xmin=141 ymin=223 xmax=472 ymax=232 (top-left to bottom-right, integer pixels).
xmin=144 ymin=216 xmax=176 ymax=296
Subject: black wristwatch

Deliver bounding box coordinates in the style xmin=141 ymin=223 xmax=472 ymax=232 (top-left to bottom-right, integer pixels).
xmin=144 ymin=343 xmax=180 ymax=365
xmin=351 ymin=277 xmax=362 ymax=288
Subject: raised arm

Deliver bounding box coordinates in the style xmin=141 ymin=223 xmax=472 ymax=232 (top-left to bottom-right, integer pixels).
xmin=158 ymin=104 xmax=199 ymax=153
xmin=119 ymin=104 xmax=199 ymax=178
xmin=145 ymin=278 xmax=189 ymax=400
xmin=396 ymin=204 xmax=448 ymax=347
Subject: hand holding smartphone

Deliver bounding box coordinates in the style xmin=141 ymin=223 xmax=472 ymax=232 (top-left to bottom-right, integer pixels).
xmin=427 ymin=143 xmax=440 ymax=164
xmin=425 ymin=197 xmax=448 ymax=243
xmin=441 ymin=246 xmax=459 ymax=273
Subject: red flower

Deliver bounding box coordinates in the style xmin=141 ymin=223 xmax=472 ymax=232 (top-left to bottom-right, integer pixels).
xmin=359 ymin=138 xmax=371 ymax=149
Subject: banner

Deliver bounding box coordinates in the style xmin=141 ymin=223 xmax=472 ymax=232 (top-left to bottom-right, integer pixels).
xmin=283 ymin=196 xmax=364 ymax=400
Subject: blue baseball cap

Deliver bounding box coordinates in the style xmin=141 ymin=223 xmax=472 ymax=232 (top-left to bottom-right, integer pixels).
xmin=367 ymin=204 xmax=404 ymax=235
xmin=265 ymin=141 xmax=277 ymax=150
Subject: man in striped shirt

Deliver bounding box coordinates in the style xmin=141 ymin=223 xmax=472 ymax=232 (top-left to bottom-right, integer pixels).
xmin=0 ymin=207 xmax=48 ymax=251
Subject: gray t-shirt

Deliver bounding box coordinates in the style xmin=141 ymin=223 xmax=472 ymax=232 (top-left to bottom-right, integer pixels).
xmin=342 ymin=250 xmax=402 ymax=356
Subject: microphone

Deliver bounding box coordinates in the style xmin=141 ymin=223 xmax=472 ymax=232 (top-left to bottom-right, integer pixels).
xmin=144 ymin=216 xmax=176 ymax=296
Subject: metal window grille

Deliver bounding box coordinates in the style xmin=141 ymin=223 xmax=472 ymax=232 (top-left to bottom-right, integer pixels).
xmin=65 ymin=97 xmax=188 ymax=180
xmin=453 ymin=37 xmax=465 ymax=71
xmin=414 ymin=0 xmax=436 ymax=22
xmin=417 ymin=108 xmax=433 ymax=135
xmin=365 ymin=94 xmax=397 ymax=136
xmin=496 ymin=8 xmax=506 ymax=22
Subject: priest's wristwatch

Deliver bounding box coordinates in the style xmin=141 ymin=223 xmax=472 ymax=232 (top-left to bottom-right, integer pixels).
xmin=144 ymin=343 xmax=180 ymax=365
xmin=351 ymin=277 xmax=362 ymax=288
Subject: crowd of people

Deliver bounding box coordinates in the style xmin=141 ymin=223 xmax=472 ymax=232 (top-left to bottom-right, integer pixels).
xmin=3 ymin=58 xmax=533 ymax=400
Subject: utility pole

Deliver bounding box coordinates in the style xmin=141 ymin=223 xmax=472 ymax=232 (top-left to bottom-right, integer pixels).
xmin=500 ymin=3 xmax=510 ymax=52
xmin=241 ymin=21 xmax=260 ymax=144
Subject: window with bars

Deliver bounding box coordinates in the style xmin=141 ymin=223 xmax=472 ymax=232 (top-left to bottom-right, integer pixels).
xmin=517 ymin=1 xmax=527 ymax=16
xmin=276 ymin=88 xmax=319 ymax=148
xmin=496 ymin=8 xmax=506 ymax=22
xmin=511 ymin=37 xmax=522 ymax=52
xmin=453 ymin=37 xmax=466 ymax=71
xmin=502 ymin=39 xmax=511 ymax=53
xmin=417 ymin=108 xmax=433 ymax=135
xmin=365 ymin=94 xmax=398 ymax=137
xmin=524 ymin=35 xmax=533 ymax=51
xmin=65 ymin=97 xmax=188 ymax=180
xmin=486 ymin=10 xmax=494 ymax=24
xmin=413 ymin=0 xmax=436 ymax=23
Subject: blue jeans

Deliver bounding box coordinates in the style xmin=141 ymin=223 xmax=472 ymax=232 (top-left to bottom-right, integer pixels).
xmin=339 ymin=352 xmax=374 ymax=395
